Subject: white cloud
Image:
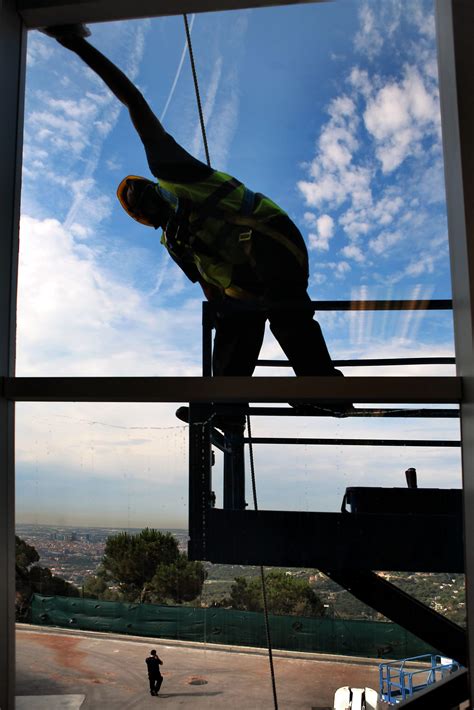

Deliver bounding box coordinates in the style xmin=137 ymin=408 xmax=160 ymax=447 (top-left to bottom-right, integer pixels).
xmin=317 ymin=214 xmax=335 ymax=240
xmin=311 ymin=272 xmax=327 ymax=286
xmin=341 ymin=244 xmax=365 ymax=263
xmin=405 ymin=255 xmax=434 ymax=277
xmin=26 ymin=35 xmax=54 ymax=66
xmin=23 ymin=21 xmax=151 ymax=231
xmin=354 ymin=3 xmax=384 ymax=59
xmin=299 ymin=165 xmax=372 ymax=211
xmin=207 ymin=73 xmax=239 ymax=169
xmin=308 ymin=214 xmax=335 ymax=251
xmin=363 ymin=66 xmax=440 ymax=173
xmin=373 ymin=194 xmax=404 ymax=225
xmin=349 ymin=67 xmax=372 ymax=99
xmin=407 ymin=0 xmax=436 ymax=40
xmin=339 ymin=209 xmax=371 ymax=240
xmin=309 ymin=233 xmax=328 ymax=251
xmin=298 ymin=90 xmax=373 ymax=212
xmin=327 ymin=260 xmax=351 ymax=278
xmin=17 ymin=215 xmax=202 ymax=377
xmin=191 ymin=56 xmax=223 ymax=158
xmin=369 ymin=230 xmax=403 ymax=255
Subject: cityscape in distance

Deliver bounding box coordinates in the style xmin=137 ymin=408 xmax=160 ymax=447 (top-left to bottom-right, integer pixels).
xmin=16 ymin=522 xmax=466 ymax=624
xmin=16 ymin=522 xmax=189 ymax=589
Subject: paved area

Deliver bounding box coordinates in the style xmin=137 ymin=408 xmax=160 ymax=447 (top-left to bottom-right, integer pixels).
xmin=16 ymin=626 xmax=382 ymax=709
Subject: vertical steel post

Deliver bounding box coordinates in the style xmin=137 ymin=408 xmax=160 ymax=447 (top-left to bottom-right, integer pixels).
xmin=223 ymin=430 xmax=246 ymax=510
xmin=187 ymin=404 xmax=213 ymax=560
xmin=436 ymin=0 xmax=474 ymax=701
xmin=0 ymin=2 xmax=25 ymax=707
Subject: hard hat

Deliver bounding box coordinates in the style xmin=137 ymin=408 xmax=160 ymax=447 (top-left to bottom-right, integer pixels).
xmin=116 ymin=175 xmax=157 ymax=227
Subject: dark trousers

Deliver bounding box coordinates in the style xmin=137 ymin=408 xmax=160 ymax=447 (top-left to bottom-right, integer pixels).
xmin=149 ymin=675 xmax=163 ymax=693
xmin=212 ymin=232 xmax=337 ymax=377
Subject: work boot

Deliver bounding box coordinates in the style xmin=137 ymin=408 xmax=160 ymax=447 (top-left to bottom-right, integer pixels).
xmin=289 ymin=368 xmax=355 ymax=417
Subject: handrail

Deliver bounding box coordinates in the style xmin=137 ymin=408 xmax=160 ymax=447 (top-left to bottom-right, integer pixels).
xmin=257 ymin=357 xmax=455 ymax=368
xmin=201 ymin=299 xmax=454 ymax=375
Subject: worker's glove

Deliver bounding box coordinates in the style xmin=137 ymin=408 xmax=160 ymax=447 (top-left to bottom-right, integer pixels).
xmin=39 ymin=23 xmax=91 ymax=46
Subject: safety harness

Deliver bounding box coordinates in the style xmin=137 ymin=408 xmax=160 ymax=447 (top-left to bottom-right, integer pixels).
xmin=117 ymin=171 xmax=307 ymax=299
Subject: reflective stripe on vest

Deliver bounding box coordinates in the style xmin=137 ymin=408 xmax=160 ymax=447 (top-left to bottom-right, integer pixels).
xmin=158 ymin=171 xmax=307 ymax=292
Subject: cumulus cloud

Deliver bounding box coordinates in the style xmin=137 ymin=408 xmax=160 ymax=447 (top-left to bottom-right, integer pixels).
xmin=298 ymin=93 xmax=372 ymax=211
xmin=308 ymin=214 xmax=335 ymax=251
xmin=341 ymin=244 xmax=365 ymax=263
xmin=297 ymin=0 xmax=445 ymax=296
xmin=17 ymin=215 xmax=203 ymax=377
xmin=327 ymin=260 xmax=351 ymax=278
xmin=369 ymin=230 xmax=403 ymax=255
xmin=363 ymin=66 xmax=440 ymax=173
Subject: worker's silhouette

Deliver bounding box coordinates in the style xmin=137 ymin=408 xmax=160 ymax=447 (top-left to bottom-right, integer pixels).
xmin=43 ymin=24 xmax=352 ymax=420
xmin=145 ymin=649 xmax=163 ymax=696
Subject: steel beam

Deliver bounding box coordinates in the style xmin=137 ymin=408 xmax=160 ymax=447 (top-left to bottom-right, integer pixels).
xmin=199 ymin=509 xmax=464 ymax=572
xmin=245 ymin=437 xmax=460 ymax=447
xmin=2 ymin=375 xmax=462 ymax=403
xmin=187 ymin=405 xmax=214 ymax=561
xmin=248 ymin=407 xmax=459 ymax=418
xmin=17 ymin=0 xmax=327 ymax=30
xmin=323 ymin=570 xmax=467 ymax=666
xmin=436 ymin=1 xmax=474 ymax=700
xmin=257 ymin=357 xmax=456 ymax=367
xmin=223 ymin=430 xmax=246 ymax=510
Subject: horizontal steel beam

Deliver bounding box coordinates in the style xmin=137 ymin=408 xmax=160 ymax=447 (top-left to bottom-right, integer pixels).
xmin=245 ymin=437 xmax=460 ymax=447
xmin=248 ymin=406 xmax=460 ymax=418
xmin=17 ymin=0 xmax=326 ymax=29
xmin=204 ymin=299 xmax=453 ymax=316
xmin=2 ymin=376 xmax=462 ymax=403
xmin=258 ymin=357 xmax=456 ymax=367
xmin=196 ymin=509 xmax=464 ymax=572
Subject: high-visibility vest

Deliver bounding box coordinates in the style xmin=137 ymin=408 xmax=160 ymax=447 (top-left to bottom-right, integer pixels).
xmin=158 ymin=170 xmax=307 ymax=297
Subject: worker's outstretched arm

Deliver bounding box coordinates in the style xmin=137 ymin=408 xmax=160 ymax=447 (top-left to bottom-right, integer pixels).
xmin=44 ymin=25 xmax=212 ymax=181
xmin=49 ymin=31 xmax=162 ymax=144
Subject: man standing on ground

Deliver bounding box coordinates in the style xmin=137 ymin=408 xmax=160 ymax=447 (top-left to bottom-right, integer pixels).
xmin=146 ymin=649 xmax=164 ymax=696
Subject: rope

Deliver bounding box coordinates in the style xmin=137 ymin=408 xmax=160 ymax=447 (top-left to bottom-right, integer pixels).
xmin=182 ymin=16 xmax=278 ymax=706
xmin=183 ymin=14 xmax=211 ymax=167
xmin=247 ymin=414 xmax=279 ymax=710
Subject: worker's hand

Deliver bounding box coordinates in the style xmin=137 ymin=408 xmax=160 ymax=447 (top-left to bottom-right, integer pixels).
xmin=39 ymin=23 xmax=91 ymax=47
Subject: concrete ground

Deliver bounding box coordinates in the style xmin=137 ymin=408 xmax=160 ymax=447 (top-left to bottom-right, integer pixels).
xmin=16 ymin=625 xmax=382 ymax=709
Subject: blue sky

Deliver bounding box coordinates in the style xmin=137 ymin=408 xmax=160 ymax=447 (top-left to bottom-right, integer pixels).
xmin=15 ymin=0 xmax=460 ymax=529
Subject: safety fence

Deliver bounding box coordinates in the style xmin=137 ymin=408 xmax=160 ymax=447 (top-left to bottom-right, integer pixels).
xmin=30 ymin=594 xmax=437 ymax=659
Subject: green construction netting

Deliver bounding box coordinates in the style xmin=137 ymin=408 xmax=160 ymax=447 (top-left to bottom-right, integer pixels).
xmin=30 ymin=594 xmax=436 ymax=659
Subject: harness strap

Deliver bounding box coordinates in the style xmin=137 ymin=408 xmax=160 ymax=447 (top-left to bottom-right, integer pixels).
xmin=163 ymin=179 xmax=305 ymax=277
xmin=190 ymin=177 xmax=243 ymax=231
xmin=222 ymin=212 xmax=308 ymax=270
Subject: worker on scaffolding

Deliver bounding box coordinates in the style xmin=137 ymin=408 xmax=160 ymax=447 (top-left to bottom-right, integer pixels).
xmin=43 ymin=23 xmax=352 ymax=420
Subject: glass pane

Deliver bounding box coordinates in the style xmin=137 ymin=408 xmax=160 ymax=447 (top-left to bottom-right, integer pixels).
xmin=17 ymin=2 xmax=463 ymax=707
